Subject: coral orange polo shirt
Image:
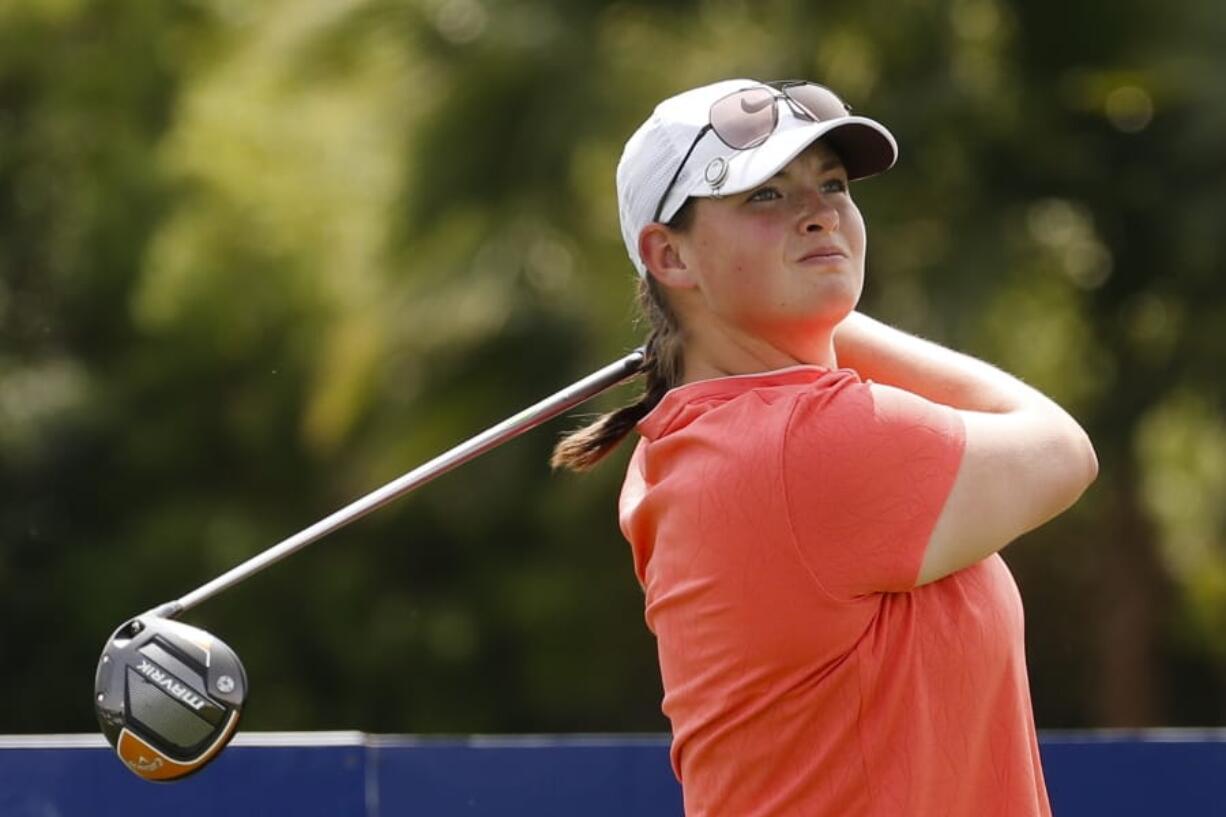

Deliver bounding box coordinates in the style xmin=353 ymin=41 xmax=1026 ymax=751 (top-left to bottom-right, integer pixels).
xmin=618 ymin=365 xmax=1051 ymax=817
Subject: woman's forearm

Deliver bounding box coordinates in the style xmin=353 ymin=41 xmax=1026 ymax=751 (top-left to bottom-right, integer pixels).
xmin=833 ymin=311 xmax=1055 ymax=415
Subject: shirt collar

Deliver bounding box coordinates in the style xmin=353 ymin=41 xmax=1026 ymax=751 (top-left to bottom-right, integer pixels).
xmin=638 ymin=364 xmax=836 ymax=440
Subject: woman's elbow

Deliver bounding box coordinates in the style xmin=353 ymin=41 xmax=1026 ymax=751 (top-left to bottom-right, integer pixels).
xmin=1081 ymin=430 xmax=1099 ymax=485
xmin=1068 ymin=425 xmax=1099 ymax=493
xmin=1039 ymin=426 xmax=1098 ymax=520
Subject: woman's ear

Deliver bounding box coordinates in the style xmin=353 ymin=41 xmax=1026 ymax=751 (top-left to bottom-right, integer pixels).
xmin=639 ymin=224 xmax=697 ymax=288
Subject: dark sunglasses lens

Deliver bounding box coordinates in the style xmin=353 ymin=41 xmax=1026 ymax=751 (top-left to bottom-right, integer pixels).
xmin=710 ymin=88 xmax=777 ymax=149
xmin=785 ymin=83 xmax=852 ymax=121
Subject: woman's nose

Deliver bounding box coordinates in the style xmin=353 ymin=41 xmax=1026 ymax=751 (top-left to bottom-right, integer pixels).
xmin=800 ymin=191 xmax=840 ymax=233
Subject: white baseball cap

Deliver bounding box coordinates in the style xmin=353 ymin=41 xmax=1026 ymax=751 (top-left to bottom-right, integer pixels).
xmin=616 ymin=78 xmax=898 ymax=278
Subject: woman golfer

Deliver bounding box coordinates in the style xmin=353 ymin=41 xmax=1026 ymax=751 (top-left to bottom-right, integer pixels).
xmin=553 ymin=79 xmax=1098 ymax=816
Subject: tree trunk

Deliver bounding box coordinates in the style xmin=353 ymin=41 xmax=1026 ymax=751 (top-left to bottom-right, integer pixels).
xmin=1093 ymin=461 xmax=1170 ymax=726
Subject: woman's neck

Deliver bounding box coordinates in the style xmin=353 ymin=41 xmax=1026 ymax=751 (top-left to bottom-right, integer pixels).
xmin=680 ymin=326 xmax=838 ymax=385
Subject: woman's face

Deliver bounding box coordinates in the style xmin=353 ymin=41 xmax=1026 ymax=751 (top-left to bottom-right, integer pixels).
xmin=670 ymin=140 xmax=866 ymax=355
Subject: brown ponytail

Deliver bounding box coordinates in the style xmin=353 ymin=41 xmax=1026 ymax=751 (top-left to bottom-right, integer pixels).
xmin=550 ymin=273 xmax=686 ymax=472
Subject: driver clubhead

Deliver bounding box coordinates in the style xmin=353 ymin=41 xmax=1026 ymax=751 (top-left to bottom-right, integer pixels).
xmin=94 ymin=615 xmax=247 ymax=782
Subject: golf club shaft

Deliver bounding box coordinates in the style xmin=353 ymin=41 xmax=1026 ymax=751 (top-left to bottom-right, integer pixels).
xmin=151 ymin=348 xmax=646 ymax=619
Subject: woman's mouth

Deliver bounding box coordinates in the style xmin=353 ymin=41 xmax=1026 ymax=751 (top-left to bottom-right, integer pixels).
xmin=797 ymin=247 xmax=848 ymax=264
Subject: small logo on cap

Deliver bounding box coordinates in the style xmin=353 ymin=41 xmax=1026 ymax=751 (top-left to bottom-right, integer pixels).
xmin=705 ymin=157 xmax=729 ymax=190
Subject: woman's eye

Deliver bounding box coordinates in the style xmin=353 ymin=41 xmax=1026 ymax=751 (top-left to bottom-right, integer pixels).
xmin=747 ymin=186 xmax=782 ymax=202
xmin=822 ymin=178 xmax=849 ymax=194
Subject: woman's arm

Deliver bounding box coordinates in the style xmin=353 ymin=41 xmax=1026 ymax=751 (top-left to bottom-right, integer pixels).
xmin=834 ymin=311 xmax=1099 ymax=585
xmin=836 ymin=311 xmax=1046 ymax=414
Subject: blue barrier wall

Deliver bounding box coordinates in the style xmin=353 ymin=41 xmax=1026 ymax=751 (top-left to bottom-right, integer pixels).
xmin=2 ymin=731 xmax=1224 ymax=816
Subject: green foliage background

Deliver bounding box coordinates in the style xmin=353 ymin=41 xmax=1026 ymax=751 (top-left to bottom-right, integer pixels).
xmin=2 ymin=0 xmax=1224 ymax=733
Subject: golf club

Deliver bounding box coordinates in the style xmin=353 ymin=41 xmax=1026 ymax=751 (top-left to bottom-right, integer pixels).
xmin=95 ymin=348 xmax=645 ymax=781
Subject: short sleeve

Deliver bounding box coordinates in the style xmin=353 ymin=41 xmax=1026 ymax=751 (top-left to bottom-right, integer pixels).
xmin=782 ymin=380 xmax=966 ymax=600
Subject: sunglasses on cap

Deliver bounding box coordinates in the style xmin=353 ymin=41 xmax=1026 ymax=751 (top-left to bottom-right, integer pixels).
xmin=651 ymin=81 xmax=854 ymax=224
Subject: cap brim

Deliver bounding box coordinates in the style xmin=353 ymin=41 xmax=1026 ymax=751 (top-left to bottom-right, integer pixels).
xmin=695 ymin=115 xmax=898 ymax=200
